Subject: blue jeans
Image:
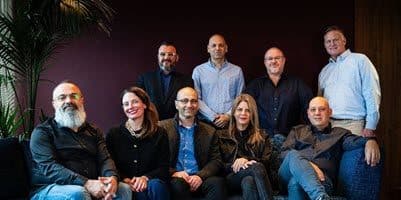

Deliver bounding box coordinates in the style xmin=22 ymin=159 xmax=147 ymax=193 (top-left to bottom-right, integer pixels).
xmin=134 ymin=179 xmax=170 ymax=200
xmin=278 ymin=150 xmax=333 ymax=200
xmin=31 ymin=182 xmax=132 ymax=200
xmin=226 ymin=162 xmax=273 ymax=200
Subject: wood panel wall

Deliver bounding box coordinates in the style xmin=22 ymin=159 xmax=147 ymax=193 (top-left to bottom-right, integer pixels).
xmin=355 ymin=0 xmax=401 ymax=199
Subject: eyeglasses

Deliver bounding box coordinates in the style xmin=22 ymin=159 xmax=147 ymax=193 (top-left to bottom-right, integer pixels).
xmin=176 ymin=98 xmax=198 ymax=104
xmin=159 ymin=52 xmax=176 ymax=57
xmin=265 ymin=56 xmax=284 ymax=61
xmin=54 ymin=93 xmax=82 ymax=102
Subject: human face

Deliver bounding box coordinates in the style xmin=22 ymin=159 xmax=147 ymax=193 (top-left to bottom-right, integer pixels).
xmin=207 ymin=35 xmax=228 ymax=60
xmin=324 ymin=30 xmax=347 ymax=59
xmin=234 ymin=101 xmax=251 ymax=130
xmin=158 ymin=45 xmax=179 ymax=74
xmin=307 ymin=97 xmax=332 ymax=130
xmin=264 ymin=48 xmax=285 ymax=76
xmin=52 ymin=83 xmax=84 ymax=112
xmin=175 ymin=88 xmax=199 ymax=120
xmin=122 ymin=92 xmax=147 ymax=121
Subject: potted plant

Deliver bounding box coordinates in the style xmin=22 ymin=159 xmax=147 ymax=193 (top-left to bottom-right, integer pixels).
xmin=0 ymin=0 xmax=114 ymax=138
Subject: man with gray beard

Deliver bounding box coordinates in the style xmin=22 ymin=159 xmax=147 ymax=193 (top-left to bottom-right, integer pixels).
xmin=30 ymin=81 xmax=132 ymax=200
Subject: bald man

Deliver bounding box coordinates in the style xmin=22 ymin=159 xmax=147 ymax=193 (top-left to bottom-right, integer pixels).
xmin=192 ymin=34 xmax=245 ymax=129
xmin=278 ymin=97 xmax=380 ymax=200
xmin=30 ymin=80 xmax=131 ymax=200
xmin=158 ymin=87 xmax=226 ymax=200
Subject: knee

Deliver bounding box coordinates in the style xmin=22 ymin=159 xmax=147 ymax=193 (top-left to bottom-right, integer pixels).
xmin=288 ymin=178 xmax=302 ymax=191
xmin=248 ymin=162 xmax=268 ymax=176
xmin=241 ymin=176 xmax=256 ymax=190
xmin=66 ymin=185 xmax=91 ymax=200
xmin=204 ymin=176 xmax=225 ymax=188
xmin=170 ymin=177 xmax=190 ymax=192
xmin=117 ymin=182 xmax=132 ymax=198
xmin=148 ymin=179 xmax=169 ymax=193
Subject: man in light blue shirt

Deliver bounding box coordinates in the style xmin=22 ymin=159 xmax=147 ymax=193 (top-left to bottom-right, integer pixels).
xmin=192 ymin=34 xmax=245 ymax=129
xmin=318 ymin=25 xmax=381 ymax=137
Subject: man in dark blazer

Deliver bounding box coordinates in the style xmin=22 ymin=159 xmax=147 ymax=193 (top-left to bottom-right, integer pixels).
xmin=136 ymin=41 xmax=193 ymax=120
xmin=158 ymin=87 xmax=226 ymax=200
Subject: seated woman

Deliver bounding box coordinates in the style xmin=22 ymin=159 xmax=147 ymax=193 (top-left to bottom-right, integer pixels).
xmin=106 ymin=86 xmax=170 ymax=200
xmin=219 ymin=94 xmax=273 ymax=200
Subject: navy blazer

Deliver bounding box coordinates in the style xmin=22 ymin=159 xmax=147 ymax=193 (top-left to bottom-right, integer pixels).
xmin=136 ymin=70 xmax=193 ymax=120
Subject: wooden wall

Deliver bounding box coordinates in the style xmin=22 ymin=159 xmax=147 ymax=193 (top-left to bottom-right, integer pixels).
xmin=355 ymin=0 xmax=401 ymax=199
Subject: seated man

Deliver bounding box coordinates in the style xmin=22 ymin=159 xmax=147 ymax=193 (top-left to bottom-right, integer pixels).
xmin=30 ymin=81 xmax=131 ymax=200
xmin=158 ymin=87 xmax=226 ymax=200
xmin=279 ymin=97 xmax=380 ymax=200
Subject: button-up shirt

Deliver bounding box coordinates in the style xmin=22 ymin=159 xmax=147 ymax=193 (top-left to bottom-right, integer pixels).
xmin=318 ymin=49 xmax=381 ymax=130
xmin=176 ymin=124 xmax=199 ymax=174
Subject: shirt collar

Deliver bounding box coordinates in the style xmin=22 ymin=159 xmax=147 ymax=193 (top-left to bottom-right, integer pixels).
xmin=159 ymin=68 xmax=174 ymax=77
xmin=208 ymin=59 xmax=228 ymax=69
xmin=311 ymin=123 xmax=332 ymax=135
xmin=329 ymin=49 xmax=351 ymax=63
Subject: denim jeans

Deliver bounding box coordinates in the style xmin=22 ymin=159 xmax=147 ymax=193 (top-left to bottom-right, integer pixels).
xmin=170 ymin=176 xmax=227 ymax=200
xmin=226 ymin=162 xmax=273 ymax=200
xmin=134 ymin=179 xmax=170 ymax=200
xmin=31 ymin=182 xmax=132 ymax=200
xmin=279 ymin=150 xmax=333 ymax=200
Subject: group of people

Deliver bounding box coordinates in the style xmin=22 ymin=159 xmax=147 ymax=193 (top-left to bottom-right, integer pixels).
xmin=29 ymin=25 xmax=381 ymax=200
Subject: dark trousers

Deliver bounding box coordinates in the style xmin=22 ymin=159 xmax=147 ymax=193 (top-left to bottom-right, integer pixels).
xmin=226 ymin=162 xmax=273 ymax=200
xmin=170 ymin=176 xmax=227 ymax=200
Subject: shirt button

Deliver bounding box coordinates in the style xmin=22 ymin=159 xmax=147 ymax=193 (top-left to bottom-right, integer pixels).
xmin=133 ymin=144 xmax=137 ymax=148
xmin=274 ymin=107 xmax=277 ymax=111
xmin=134 ymin=160 xmax=138 ymax=163
xmin=274 ymin=118 xmax=277 ymax=121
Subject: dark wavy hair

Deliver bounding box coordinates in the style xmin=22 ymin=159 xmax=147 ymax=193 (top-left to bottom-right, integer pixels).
xmin=121 ymin=86 xmax=159 ymax=137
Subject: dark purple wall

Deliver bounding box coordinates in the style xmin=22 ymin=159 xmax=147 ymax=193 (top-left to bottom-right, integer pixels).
xmin=36 ymin=2 xmax=354 ymax=132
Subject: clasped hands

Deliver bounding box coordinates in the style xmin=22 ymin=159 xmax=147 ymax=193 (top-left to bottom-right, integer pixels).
xmin=232 ymin=158 xmax=257 ymax=173
xmin=172 ymin=171 xmax=203 ymax=192
xmin=123 ymin=176 xmax=149 ymax=192
xmin=84 ymin=176 xmax=117 ymax=200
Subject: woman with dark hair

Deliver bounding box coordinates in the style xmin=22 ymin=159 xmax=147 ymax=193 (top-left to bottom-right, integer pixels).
xmin=220 ymin=94 xmax=273 ymax=200
xmin=106 ymin=86 xmax=170 ymax=200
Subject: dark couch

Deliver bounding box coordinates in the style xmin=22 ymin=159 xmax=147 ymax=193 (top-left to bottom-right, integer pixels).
xmin=0 ymin=137 xmax=383 ymax=200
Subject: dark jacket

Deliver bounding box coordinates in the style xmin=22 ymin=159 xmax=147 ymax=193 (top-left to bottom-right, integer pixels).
xmin=30 ymin=118 xmax=118 ymax=187
xmin=218 ymin=129 xmax=272 ymax=173
xmin=158 ymin=118 xmax=223 ymax=180
xmin=136 ymin=70 xmax=193 ymax=120
xmin=106 ymin=124 xmax=170 ymax=181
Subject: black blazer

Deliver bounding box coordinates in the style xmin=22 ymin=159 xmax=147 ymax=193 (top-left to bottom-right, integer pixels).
xmin=136 ymin=70 xmax=193 ymax=120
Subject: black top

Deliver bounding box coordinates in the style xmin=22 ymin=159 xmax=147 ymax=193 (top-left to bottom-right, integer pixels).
xmin=136 ymin=70 xmax=193 ymax=120
xmin=281 ymin=124 xmax=369 ymax=181
xmin=30 ymin=118 xmax=118 ymax=186
xmin=245 ymin=74 xmax=313 ymax=136
xmin=106 ymin=124 xmax=170 ymax=181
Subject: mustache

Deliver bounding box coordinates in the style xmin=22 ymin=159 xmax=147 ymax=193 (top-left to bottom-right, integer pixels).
xmin=162 ymin=59 xmax=172 ymax=62
xmin=62 ymin=102 xmax=78 ymax=110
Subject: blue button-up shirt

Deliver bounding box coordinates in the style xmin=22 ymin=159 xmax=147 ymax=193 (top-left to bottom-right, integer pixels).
xmin=192 ymin=59 xmax=245 ymax=122
xmin=318 ymin=49 xmax=381 ymax=130
xmin=176 ymin=124 xmax=199 ymax=174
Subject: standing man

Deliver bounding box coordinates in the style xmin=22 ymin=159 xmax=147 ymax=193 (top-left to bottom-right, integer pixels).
xmin=319 ymin=25 xmax=381 ymax=137
xmin=245 ymin=47 xmax=313 ymax=138
xmin=137 ymin=41 xmax=193 ymax=120
xmin=158 ymin=87 xmax=226 ymax=200
xmin=192 ymin=34 xmax=245 ymax=129
xmin=278 ymin=97 xmax=380 ymax=200
xmin=30 ymin=81 xmax=131 ymax=200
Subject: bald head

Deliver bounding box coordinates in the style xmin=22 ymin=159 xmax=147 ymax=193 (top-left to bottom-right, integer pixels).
xmin=307 ymin=97 xmax=332 ymax=130
xmin=207 ymin=34 xmax=228 ymax=62
xmin=52 ymin=82 xmax=82 ymax=100
xmin=175 ymin=87 xmax=199 ymax=120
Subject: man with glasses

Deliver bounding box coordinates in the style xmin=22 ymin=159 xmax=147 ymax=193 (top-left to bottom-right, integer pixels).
xmin=30 ymin=80 xmax=132 ymax=200
xmin=318 ymin=25 xmax=381 ymax=137
xmin=192 ymin=34 xmax=245 ymax=129
xmin=158 ymin=87 xmax=226 ymax=200
xmin=137 ymin=41 xmax=193 ymax=120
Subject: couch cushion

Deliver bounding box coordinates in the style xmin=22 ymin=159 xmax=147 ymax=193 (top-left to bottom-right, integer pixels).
xmin=0 ymin=138 xmax=30 ymax=199
xmin=338 ymin=147 xmax=383 ymax=200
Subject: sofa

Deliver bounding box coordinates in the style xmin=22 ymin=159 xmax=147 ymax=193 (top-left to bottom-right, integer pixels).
xmin=0 ymin=137 xmax=383 ymax=200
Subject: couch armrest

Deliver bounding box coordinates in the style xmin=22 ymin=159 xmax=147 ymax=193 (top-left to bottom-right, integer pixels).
xmin=337 ymin=147 xmax=383 ymax=200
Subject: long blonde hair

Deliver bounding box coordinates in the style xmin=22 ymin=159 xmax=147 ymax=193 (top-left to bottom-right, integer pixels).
xmin=228 ymin=94 xmax=264 ymax=147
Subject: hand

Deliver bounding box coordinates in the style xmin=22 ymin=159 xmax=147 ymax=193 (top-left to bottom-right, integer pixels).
xmin=98 ymin=176 xmax=117 ymax=200
xmin=365 ymin=139 xmax=381 ymax=166
xmin=130 ymin=176 xmax=148 ymax=192
xmin=309 ymin=162 xmax=325 ymax=181
xmin=232 ymin=158 xmax=249 ymax=173
xmin=361 ymin=129 xmax=376 ymax=137
xmin=172 ymin=171 xmax=190 ymax=182
xmin=213 ymin=114 xmax=229 ymax=128
xmin=188 ymin=175 xmax=203 ymax=192
xmin=84 ymin=179 xmax=106 ymax=198
xmin=244 ymin=160 xmax=257 ymax=169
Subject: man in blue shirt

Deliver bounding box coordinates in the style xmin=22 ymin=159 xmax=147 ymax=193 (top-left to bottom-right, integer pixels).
xmin=318 ymin=25 xmax=381 ymax=137
xmin=192 ymin=34 xmax=245 ymax=129
xmin=158 ymin=87 xmax=226 ymax=200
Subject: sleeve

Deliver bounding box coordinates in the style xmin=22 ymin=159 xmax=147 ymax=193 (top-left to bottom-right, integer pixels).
xmin=30 ymin=127 xmax=88 ymax=185
xmin=192 ymin=67 xmax=217 ymax=121
xmin=280 ymin=128 xmax=297 ymax=160
xmin=144 ymin=128 xmax=171 ymax=181
xmin=95 ymin=127 xmax=119 ymax=179
xmin=257 ymin=136 xmax=272 ymax=169
xmin=196 ymin=133 xmax=223 ymax=180
xmin=360 ymin=56 xmax=381 ymax=130
xmin=298 ymin=79 xmax=313 ymax=124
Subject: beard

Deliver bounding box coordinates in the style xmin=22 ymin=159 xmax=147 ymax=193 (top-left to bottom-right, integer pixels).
xmin=54 ymin=102 xmax=86 ymax=129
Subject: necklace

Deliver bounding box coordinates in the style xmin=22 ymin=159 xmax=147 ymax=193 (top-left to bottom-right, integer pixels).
xmin=125 ymin=121 xmax=144 ymax=138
